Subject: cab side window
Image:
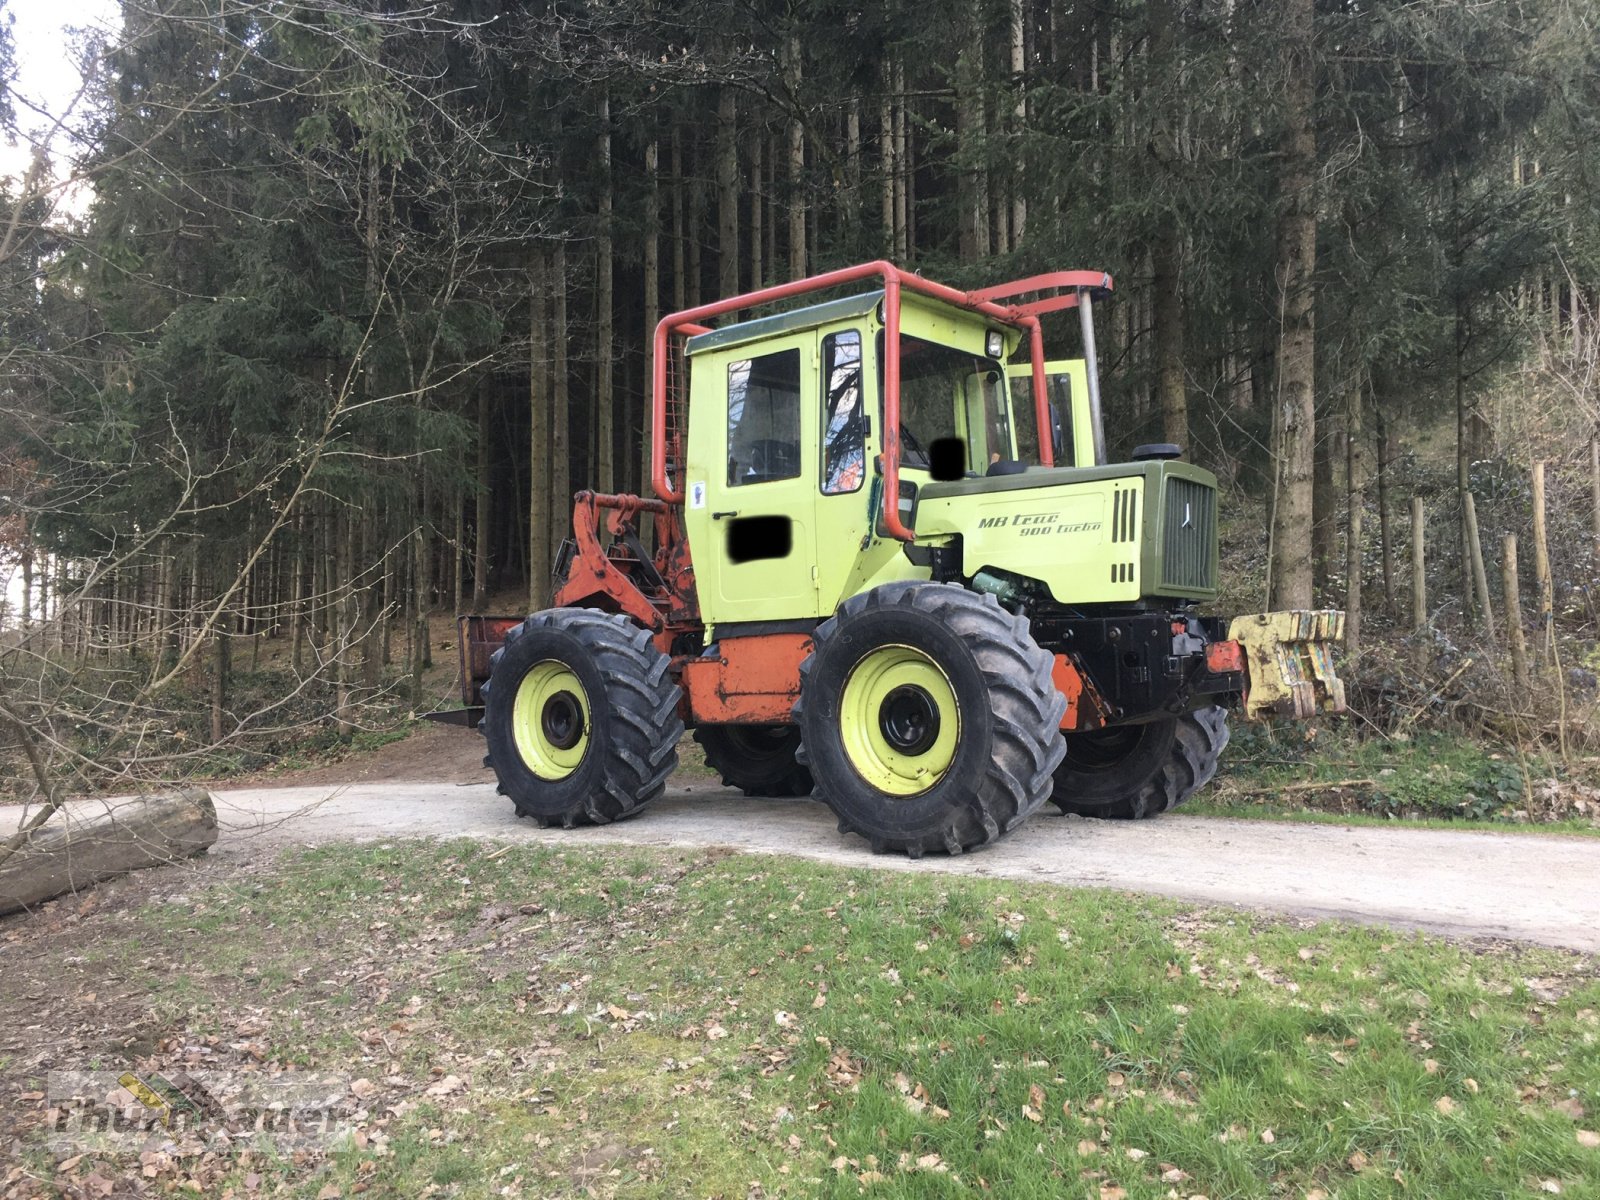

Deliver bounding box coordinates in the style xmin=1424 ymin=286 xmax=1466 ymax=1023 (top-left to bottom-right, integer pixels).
xmin=1011 ymin=373 xmax=1074 ymax=465
xmin=727 ymin=349 xmax=802 ymax=487
xmin=821 ymin=331 xmax=864 ymax=494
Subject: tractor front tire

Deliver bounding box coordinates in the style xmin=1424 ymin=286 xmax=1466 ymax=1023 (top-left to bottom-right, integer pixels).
xmin=693 ymin=725 xmax=813 ymax=797
xmin=795 ymin=582 xmax=1066 ymax=857
xmin=1049 ymin=706 xmax=1229 ymax=820
xmin=481 ymin=608 xmax=682 ymax=827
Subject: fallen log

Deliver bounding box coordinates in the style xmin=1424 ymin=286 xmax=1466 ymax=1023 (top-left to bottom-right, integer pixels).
xmin=0 ymin=788 xmax=218 ymax=916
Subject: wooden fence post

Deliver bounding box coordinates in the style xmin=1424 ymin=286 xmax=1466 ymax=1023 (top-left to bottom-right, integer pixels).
xmin=1503 ymin=532 xmax=1530 ymax=701
xmin=1464 ymin=492 xmax=1495 ymax=640
xmin=1591 ymin=436 xmax=1600 ymax=563
xmin=1411 ymin=496 xmax=1427 ymax=632
xmin=1532 ymin=461 xmax=1554 ymax=662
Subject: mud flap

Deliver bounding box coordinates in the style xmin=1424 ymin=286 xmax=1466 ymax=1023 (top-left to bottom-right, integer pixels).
xmin=1227 ymin=610 xmax=1346 ymax=720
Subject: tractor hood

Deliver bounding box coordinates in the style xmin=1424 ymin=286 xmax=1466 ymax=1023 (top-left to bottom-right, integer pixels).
xmin=913 ymin=461 xmax=1220 ymax=604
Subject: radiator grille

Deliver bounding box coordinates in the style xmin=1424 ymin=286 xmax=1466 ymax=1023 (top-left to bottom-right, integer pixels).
xmin=1161 ymin=477 xmax=1217 ymax=594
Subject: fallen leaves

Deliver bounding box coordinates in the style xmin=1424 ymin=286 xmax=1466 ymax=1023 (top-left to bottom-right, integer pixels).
xmin=891 ymin=1072 xmax=950 ymax=1120
xmin=1022 ymin=1082 xmax=1046 ymax=1122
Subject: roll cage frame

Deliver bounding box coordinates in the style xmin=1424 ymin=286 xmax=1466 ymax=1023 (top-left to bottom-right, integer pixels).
xmin=650 ymin=262 xmax=1114 ymax=542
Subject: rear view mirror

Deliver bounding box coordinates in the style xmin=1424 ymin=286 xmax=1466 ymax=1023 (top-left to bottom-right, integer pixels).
xmin=1048 ymin=402 xmax=1064 ymax=461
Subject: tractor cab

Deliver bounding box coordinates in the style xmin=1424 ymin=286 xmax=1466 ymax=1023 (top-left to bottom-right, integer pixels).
xmin=679 ymin=289 xmax=1096 ymax=631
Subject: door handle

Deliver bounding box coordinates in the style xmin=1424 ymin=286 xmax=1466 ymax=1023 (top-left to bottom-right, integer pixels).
xmin=712 ymin=510 xmax=739 ymax=520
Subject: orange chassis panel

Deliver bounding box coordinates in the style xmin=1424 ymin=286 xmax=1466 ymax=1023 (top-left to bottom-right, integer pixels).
xmin=680 ymin=633 xmax=812 ymax=724
xmin=680 ymin=636 xmax=1105 ymax=732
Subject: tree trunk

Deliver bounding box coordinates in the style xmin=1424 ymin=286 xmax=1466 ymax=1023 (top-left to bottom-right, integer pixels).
xmin=895 ymin=60 xmax=911 ymax=259
xmin=210 ymin=624 xmax=229 ymax=746
xmin=955 ymin=37 xmax=989 ymax=262
xmin=687 ymin=136 xmax=703 ymax=307
xmin=20 ymin=545 xmax=32 ymax=629
xmin=1464 ymin=491 xmax=1495 ymax=640
xmin=1411 ymin=496 xmax=1427 ymax=633
xmin=0 ymin=790 xmax=219 ymax=915
xmin=845 ymin=99 xmax=861 ymax=230
xmin=1591 ymin=435 xmax=1600 ymax=564
xmin=1344 ymin=377 xmax=1364 ymax=657
xmin=644 ymin=138 xmax=662 ymax=508
xmin=1532 ymin=460 xmax=1553 ymax=662
xmin=786 ymin=34 xmax=806 ymax=279
xmin=749 ymin=133 xmax=764 ymax=290
xmin=1009 ymin=0 xmax=1027 ymax=245
xmin=1503 ymin=533 xmax=1530 ymax=699
xmin=472 ymin=382 xmax=491 ymax=613
xmin=880 ymin=75 xmax=895 ymax=256
xmin=1376 ymin=401 xmax=1394 ymax=613
xmin=717 ymin=86 xmax=739 ymax=300
xmin=290 ymin=515 xmax=306 ymax=674
xmin=410 ymin=475 xmax=429 ymax=709
xmin=1313 ymin=414 xmax=1336 ymax=593
xmin=671 ymin=127 xmax=687 ymax=312
xmin=597 ymin=94 xmax=615 ymax=496
xmin=1268 ymin=0 xmax=1317 ymax=611
xmin=1152 ymin=228 xmax=1186 ymax=449
xmin=529 ymin=250 xmax=551 ymax=610
xmin=551 ymin=242 xmax=572 ymax=558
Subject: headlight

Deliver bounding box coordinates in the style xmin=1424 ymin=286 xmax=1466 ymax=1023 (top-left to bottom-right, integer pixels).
xmin=986 ymin=330 xmax=1004 ymax=359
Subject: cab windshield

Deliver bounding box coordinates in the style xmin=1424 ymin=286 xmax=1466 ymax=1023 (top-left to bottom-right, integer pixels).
xmin=877 ymin=333 xmax=1013 ymax=473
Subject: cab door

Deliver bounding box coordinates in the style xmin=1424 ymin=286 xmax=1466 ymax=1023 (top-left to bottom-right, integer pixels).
xmin=1006 ymin=359 xmax=1093 ymax=467
xmin=682 ymin=333 xmax=820 ymax=625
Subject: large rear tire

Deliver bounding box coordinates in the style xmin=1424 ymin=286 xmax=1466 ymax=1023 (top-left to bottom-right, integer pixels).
xmin=481 ymin=608 xmax=682 ymax=827
xmin=795 ymin=582 xmax=1066 ymax=857
xmin=693 ymin=725 xmax=813 ymax=797
xmin=1049 ymin=706 xmax=1229 ymax=820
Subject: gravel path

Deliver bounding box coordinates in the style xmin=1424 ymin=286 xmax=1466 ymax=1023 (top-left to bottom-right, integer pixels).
xmin=199 ymin=780 xmax=1600 ymax=953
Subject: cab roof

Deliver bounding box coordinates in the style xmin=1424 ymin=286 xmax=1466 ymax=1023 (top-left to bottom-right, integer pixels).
xmin=683 ymin=291 xmax=885 ymax=358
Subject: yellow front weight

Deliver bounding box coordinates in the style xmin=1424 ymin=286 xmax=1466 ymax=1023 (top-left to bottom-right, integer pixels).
xmin=839 ymin=645 xmax=960 ymax=796
xmin=511 ymin=660 xmax=591 ymax=779
xmin=1227 ymin=610 xmax=1347 ymax=720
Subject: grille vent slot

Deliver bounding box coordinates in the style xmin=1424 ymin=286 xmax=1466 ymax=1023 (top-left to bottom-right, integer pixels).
xmin=1111 ymin=487 xmax=1139 ymax=544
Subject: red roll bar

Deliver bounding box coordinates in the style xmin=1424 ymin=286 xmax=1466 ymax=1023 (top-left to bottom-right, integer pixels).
xmin=650 ymin=262 xmax=1108 ymax=542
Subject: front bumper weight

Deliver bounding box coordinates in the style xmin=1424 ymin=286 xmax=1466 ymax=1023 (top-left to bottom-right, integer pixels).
xmin=1227 ymin=610 xmax=1347 ymax=720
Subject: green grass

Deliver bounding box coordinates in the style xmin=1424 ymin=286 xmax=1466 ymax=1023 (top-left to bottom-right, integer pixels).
xmin=1182 ymin=798 xmax=1600 ymax=837
xmin=1212 ymin=722 xmax=1600 ymax=833
xmin=11 ymin=841 xmax=1600 ymax=1199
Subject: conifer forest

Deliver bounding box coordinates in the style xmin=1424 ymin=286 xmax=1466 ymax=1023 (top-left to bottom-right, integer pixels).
xmin=2 ymin=0 xmax=1600 ymax=800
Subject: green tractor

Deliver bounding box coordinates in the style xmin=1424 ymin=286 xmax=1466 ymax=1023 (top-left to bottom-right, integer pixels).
xmin=434 ymin=263 xmax=1344 ymax=857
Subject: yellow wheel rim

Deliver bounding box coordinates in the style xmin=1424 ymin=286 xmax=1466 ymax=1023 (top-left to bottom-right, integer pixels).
xmin=511 ymin=660 xmax=590 ymax=779
xmin=839 ymin=644 xmax=960 ymax=796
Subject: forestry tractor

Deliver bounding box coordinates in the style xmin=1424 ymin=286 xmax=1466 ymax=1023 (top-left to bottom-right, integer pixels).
xmin=428 ymin=263 xmax=1345 ymax=857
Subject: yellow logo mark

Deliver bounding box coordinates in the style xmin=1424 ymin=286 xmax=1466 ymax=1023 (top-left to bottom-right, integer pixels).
xmin=117 ymin=1072 xmax=171 ymax=1128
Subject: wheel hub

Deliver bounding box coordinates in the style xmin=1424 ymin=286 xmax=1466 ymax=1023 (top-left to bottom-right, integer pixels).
xmin=511 ymin=661 xmax=591 ymax=780
xmin=839 ymin=644 xmax=960 ymax=797
xmin=541 ymin=691 xmax=583 ymax=750
xmin=878 ymin=685 xmax=939 ymax=755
